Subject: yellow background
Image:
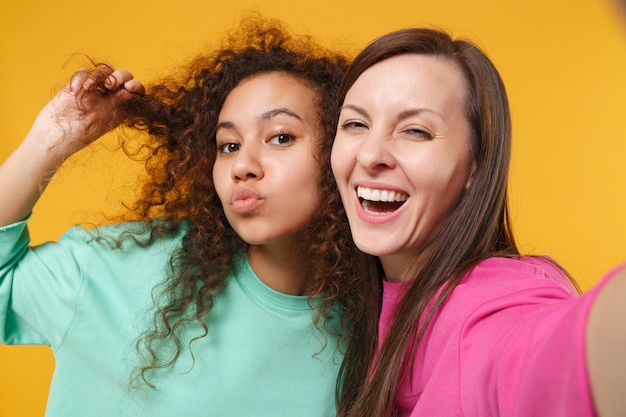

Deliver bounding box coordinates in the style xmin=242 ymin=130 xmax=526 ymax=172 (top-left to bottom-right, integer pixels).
xmin=2 ymin=0 xmax=626 ymax=415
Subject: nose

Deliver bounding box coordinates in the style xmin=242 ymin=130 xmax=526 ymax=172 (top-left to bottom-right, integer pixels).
xmin=230 ymin=144 xmax=264 ymax=181
xmin=355 ymin=132 xmax=396 ymax=172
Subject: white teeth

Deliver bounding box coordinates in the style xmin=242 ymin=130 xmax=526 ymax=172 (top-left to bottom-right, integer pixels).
xmin=356 ymin=186 xmax=408 ymax=202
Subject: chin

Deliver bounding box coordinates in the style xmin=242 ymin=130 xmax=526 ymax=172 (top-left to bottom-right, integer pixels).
xmin=354 ymin=240 xmax=392 ymax=257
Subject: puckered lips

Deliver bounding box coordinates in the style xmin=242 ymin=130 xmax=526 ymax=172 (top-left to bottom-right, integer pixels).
xmin=230 ymin=188 xmax=263 ymax=213
xmin=356 ymin=186 xmax=408 ymax=220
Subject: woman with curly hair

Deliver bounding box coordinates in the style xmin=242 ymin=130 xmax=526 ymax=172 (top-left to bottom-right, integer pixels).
xmin=0 ymin=18 xmax=360 ymax=417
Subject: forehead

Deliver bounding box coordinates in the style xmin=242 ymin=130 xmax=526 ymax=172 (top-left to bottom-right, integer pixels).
xmin=345 ymin=54 xmax=468 ymax=114
xmin=219 ymin=71 xmax=319 ymax=117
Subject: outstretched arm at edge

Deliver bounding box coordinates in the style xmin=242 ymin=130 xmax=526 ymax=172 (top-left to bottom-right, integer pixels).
xmin=586 ymin=264 xmax=626 ymax=417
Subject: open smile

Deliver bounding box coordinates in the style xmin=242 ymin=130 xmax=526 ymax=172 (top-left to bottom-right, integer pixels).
xmin=356 ymin=186 xmax=408 ymax=215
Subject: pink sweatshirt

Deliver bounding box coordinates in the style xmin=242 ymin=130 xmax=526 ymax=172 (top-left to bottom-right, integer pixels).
xmin=379 ymin=257 xmax=619 ymax=417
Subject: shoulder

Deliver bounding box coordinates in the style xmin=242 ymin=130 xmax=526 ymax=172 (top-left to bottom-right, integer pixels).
xmin=60 ymin=219 xmax=191 ymax=245
xmin=56 ymin=219 xmax=191 ymax=261
xmin=435 ymin=256 xmax=579 ymax=333
xmin=457 ymin=256 xmax=577 ymax=298
xmin=431 ymin=257 xmax=583 ymax=366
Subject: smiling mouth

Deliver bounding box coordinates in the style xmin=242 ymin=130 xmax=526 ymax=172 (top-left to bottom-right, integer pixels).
xmin=357 ymin=186 xmax=408 ymax=214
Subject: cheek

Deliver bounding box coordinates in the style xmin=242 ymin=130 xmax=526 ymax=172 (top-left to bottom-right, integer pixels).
xmin=282 ymin=150 xmax=323 ymax=188
xmin=423 ymin=161 xmax=472 ymax=214
xmin=302 ymin=160 xmax=323 ymax=197
xmin=280 ymin=162 xmax=322 ymax=223
xmin=211 ymin=163 xmax=229 ymax=204
xmin=404 ymin=151 xmax=470 ymax=204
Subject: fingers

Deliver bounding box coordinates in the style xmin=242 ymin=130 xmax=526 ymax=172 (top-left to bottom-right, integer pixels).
xmin=121 ymin=79 xmax=146 ymax=96
xmin=104 ymin=69 xmax=131 ymax=89
xmin=67 ymin=66 xmax=144 ymax=98
xmin=103 ymin=69 xmax=144 ymax=96
xmin=66 ymin=65 xmax=111 ymax=96
xmin=67 ymin=68 xmax=92 ymax=95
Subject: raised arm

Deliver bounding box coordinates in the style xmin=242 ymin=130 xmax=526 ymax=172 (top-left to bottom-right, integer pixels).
xmin=0 ymin=65 xmax=144 ymax=226
xmin=586 ymin=265 xmax=626 ymax=417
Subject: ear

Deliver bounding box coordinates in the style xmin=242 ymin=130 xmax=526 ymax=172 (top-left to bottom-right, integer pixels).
xmin=465 ymin=160 xmax=477 ymax=189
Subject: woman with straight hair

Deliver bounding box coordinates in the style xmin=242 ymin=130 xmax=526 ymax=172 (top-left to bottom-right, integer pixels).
xmin=332 ymin=27 xmax=626 ymax=417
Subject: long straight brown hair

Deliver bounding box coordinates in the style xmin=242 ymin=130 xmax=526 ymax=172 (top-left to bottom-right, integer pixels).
xmin=336 ymin=28 xmax=521 ymax=416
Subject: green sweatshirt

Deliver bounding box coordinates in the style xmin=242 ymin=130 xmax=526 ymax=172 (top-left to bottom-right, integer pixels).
xmin=0 ymin=219 xmax=342 ymax=417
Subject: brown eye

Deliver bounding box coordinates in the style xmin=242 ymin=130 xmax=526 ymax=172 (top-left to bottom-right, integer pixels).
xmin=268 ymin=133 xmax=295 ymax=146
xmin=218 ymin=143 xmax=240 ymax=154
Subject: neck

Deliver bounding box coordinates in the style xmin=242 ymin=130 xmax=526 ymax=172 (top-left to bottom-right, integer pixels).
xmin=247 ymin=242 xmax=311 ymax=296
xmin=380 ymin=253 xmax=416 ymax=282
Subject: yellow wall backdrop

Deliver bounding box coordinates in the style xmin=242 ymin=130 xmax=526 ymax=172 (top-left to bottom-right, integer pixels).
xmin=1 ymin=0 xmax=626 ymax=415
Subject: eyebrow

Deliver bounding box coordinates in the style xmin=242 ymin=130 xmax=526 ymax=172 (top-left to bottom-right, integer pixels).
xmin=397 ymin=108 xmax=443 ymax=122
xmin=340 ymin=104 xmax=369 ymax=119
xmin=215 ymin=107 xmax=303 ymax=132
xmin=215 ymin=121 xmax=235 ymax=132
xmin=340 ymin=104 xmax=443 ymax=122
xmin=259 ymin=107 xmax=303 ymax=122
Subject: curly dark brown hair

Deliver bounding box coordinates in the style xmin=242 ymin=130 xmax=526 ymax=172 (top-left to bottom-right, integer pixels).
xmin=103 ymin=16 xmax=364 ymax=388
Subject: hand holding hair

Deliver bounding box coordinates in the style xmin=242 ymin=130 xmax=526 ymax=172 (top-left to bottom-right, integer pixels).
xmin=0 ymin=64 xmax=144 ymax=226
xmin=28 ymin=65 xmax=145 ymax=161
